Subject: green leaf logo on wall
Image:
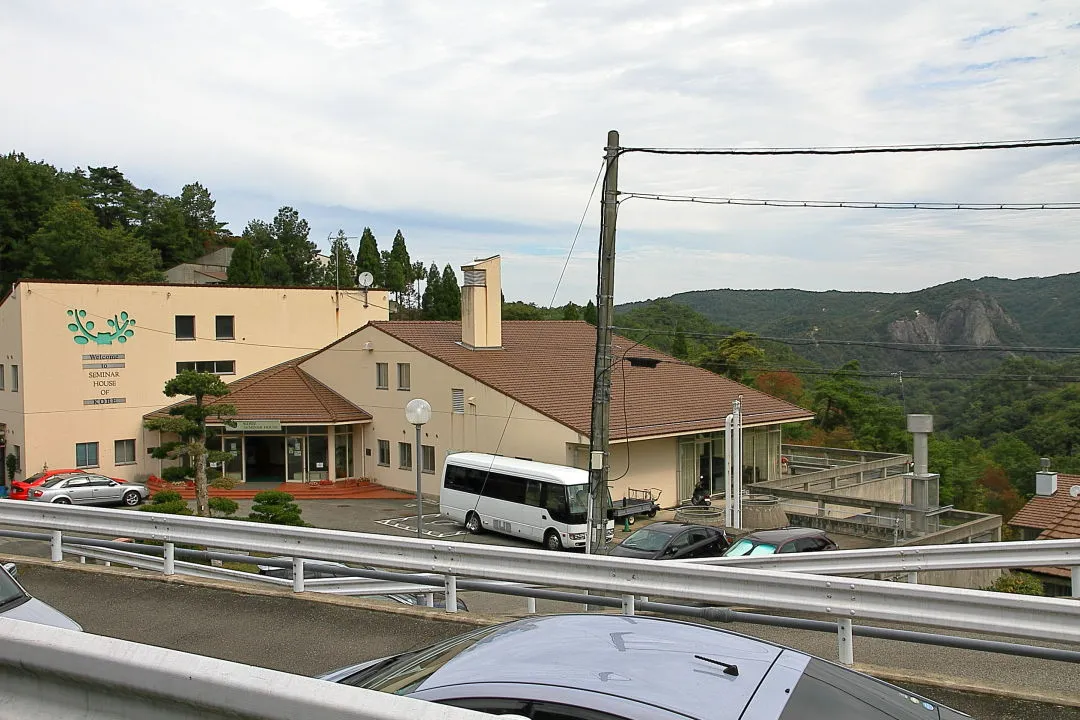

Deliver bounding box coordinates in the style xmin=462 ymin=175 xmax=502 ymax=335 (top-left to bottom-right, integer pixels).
xmin=66 ymin=309 xmax=136 ymax=345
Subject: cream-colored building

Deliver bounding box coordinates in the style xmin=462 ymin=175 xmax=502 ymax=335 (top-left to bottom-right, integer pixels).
xmin=0 ymin=281 xmax=388 ymax=483
xmin=163 ymin=256 xmax=813 ymax=503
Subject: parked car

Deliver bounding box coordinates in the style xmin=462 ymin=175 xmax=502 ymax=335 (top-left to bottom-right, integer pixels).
xmin=27 ymin=472 xmax=148 ymax=507
xmin=723 ymin=527 xmax=838 ymax=558
xmin=606 ymin=522 xmax=731 ymax=560
xmin=256 ymin=558 xmax=469 ymax=612
xmin=320 ymin=614 xmax=969 ymax=719
xmin=9 ymin=468 xmax=106 ymax=500
xmin=0 ymin=561 xmax=82 ymax=631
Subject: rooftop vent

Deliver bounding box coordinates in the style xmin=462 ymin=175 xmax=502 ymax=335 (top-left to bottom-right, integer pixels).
xmin=627 ymin=357 xmax=661 ymax=368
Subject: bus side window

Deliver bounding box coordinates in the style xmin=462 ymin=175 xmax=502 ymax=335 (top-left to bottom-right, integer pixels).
xmin=525 ymin=480 xmax=542 ymax=507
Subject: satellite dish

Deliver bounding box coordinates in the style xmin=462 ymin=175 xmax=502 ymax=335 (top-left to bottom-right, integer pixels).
xmin=1070 ymin=485 xmax=1080 ymax=500
xmin=358 ymin=271 xmax=374 ymax=288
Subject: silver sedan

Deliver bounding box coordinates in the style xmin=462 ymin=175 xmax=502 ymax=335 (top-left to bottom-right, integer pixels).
xmin=27 ymin=473 xmax=148 ymax=507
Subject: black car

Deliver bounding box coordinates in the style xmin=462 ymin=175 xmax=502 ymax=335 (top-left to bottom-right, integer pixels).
xmin=607 ymin=522 xmax=731 ymax=560
xmin=723 ymin=527 xmax=838 ymax=558
xmin=320 ymin=614 xmax=970 ymax=719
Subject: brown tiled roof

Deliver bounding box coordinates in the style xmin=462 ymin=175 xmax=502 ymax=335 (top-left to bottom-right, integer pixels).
xmin=1009 ymin=475 xmax=1080 ymax=532
xmin=1008 ymin=475 xmax=1080 ymax=580
xmin=145 ymin=356 xmax=371 ymax=424
xmin=366 ymin=321 xmax=813 ymax=440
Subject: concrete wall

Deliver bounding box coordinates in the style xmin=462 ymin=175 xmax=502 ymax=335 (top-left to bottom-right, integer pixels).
xmin=0 ymin=282 xmax=388 ymax=481
xmin=0 ymin=290 xmax=25 ymax=480
xmin=824 ymin=475 xmax=907 ymax=504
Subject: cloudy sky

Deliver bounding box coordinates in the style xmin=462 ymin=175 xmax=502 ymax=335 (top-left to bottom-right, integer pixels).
xmin=3 ymin=1 xmax=1078 ymax=305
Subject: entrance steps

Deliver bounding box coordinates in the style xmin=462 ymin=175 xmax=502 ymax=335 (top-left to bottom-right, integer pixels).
xmin=145 ymin=478 xmax=412 ymax=501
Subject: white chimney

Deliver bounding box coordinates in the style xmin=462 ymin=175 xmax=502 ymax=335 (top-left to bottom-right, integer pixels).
xmin=1035 ymin=471 xmax=1058 ymax=497
xmin=460 ymin=255 xmax=502 ymax=350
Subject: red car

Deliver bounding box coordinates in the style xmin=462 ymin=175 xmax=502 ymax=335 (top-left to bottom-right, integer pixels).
xmin=10 ymin=469 xmax=123 ymax=500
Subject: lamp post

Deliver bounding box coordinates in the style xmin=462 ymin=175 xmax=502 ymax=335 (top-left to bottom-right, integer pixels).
xmin=405 ymin=398 xmax=432 ymax=538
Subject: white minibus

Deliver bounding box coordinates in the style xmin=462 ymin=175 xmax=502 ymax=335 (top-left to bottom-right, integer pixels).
xmin=440 ymin=452 xmax=613 ymax=550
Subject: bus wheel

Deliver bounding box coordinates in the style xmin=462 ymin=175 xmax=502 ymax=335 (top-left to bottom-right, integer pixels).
xmin=544 ymin=530 xmax=563 ymax=551
xmin=465 ymin=512 xmax=482 ymax=534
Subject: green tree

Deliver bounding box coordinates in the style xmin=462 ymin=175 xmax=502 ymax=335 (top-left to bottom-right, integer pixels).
xmin=698 ymin=331 xmax=766 ymax=382
xmin=421 ymin=262 xmax=441 ymax=318
xmin=241 ymin=219 xmax=275 ymax=256
xmin=270 ymin=207 xmax=318 ymax=285
xmin=139 ymin=194 xmax=201 ymax=268
xmin=671 ymin=330 xmax=689 ymax=360
xmin=84 ymin=166 xmax=143 ymax=230
xmin=810 ymin=361 xmax=870 ymax=432
xmin=988 ymin=434 xmax=1041 ymax=497
xmin=227 ymin=238 xmax=264 ymax=285
xmin=322 ymin=229 xmax=357 ymax=288
xmin=384 ymin=230 xmax=411 ymax=305
xmin=0 ymin=153 xmax=67 ymax=293
xmin=437 ymin=264 xmax=461 ymax=320
xmin=143 ymin=371 xmax=236 ymax=517
xmin=261 ymin=248 xmax=292 ymax=285
xmin=248 ymin=490 xmax=305 ymax=526
xmin=21 ymin=200 xmax=162 ymax=282
xmin=583 ymin=300 xmax=597 ymax=325
xmin=561 ymin=302 xmax=581 ymax=321
xmin=355 ymin=227 xmax=382 ymax=287
xmin=179 ymin=182 xmax=227 ymax=249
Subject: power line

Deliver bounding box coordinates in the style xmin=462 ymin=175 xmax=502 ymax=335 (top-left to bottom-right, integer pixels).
xmin=619 ymin=192 xmax=1080 ymax=211
xmin=549 ymin=161 xmax=605 ymax=308
xmin=619 ymin=136 xmax=1080 ymax=157
xmin=610 ymin=325 xmax=1080 ymax=355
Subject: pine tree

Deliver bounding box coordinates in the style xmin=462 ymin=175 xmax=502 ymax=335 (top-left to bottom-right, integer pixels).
xmin=355 ymin=227 xmax=382 ymax=286
xmin=561 ymin=302 xmax=580 ymax=320
xmin=385 ymin=230 xmax=411 ymax=305
xmin=437 ymin=264 xmax=461 ymax=320
xmin=261 ymin=248 xmax=292 ymax=285
xmin=583 ymin=300 xmax=598 ymax=325
xmin=271 ymin=206 xmax=318 ymax=285
xmin=227 ymin=238 xmax=263 ymax=285
xmin=421 ymin=262 xmax=441 ymax=318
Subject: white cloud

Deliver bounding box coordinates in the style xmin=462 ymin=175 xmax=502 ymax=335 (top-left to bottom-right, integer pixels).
xmin=2 ymin=0 xmax=1078 ymax=304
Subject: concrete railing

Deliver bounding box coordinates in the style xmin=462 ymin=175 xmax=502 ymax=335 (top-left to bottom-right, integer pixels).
xmin=0 ymin=618 xmax=500 ymax=720
xmin=1 ymin=500 xmax=1078 ymax=645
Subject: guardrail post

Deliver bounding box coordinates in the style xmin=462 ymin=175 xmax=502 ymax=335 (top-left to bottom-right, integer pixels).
xmin=444 ymin=575 xmax=457 ymax=613
xmin=292 ymin=557 xmax=304 ymax=593
xmin=163 ymin=542 xmax=175 ymax=576
xmin=423 ymin=593 xmax=434 ymax=607
xmin=906 ymin=572 xmax=918 ymax=584
xmin=526 ymin=597 xmax=536 ymax=614
xmin=838 ymin=619 xmax=854 ymax=665
xmin=1073 ymin=566 xmax=1078 ymax=599
xmin=50 ymin=531 xmax=63 ymax=562
xmin=621 ymin=594 xmax=635 ymax=616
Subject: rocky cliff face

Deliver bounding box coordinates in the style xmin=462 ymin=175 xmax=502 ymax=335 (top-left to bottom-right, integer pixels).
xmin=888 ymin=295 xmax=1018 ymax=347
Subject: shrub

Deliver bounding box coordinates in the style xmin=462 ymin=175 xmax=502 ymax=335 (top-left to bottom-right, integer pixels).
xmin=984 ymin=572 xmax=1044 ymax=596
xmin=5 ymin=453 xmax=18 ymax=483
xmin=208 ymin=497 xmax=239 ymax=517
xmin=161 ymin=466 xmax=194 ymax=483
xmin=210 ymin=475 xmax=239 ymax=490
xmin=248 ymin=491 xmax=306 ymax=526
xmin=138 ymin=500 xmax=192 ymax=515
xmin=149 ymin=490 xmax=184 ymax=504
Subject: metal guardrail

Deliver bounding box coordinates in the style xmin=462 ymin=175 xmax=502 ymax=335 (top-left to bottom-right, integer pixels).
xmin=687 ymin=538 xmax=1080 ymax=578
xmin=0 ymin=618 xmax=499 ymax=720
xmin=1 ymin=500 xmax=1078 ymax=645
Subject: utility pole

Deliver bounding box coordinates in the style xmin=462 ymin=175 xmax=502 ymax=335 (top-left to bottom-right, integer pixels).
xmin=586 ymin=130 xmax=620 ymax=554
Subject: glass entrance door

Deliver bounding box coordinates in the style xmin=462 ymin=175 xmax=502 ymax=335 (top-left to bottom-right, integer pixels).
xmin=286 ymin=436 xmax=305 ymax=482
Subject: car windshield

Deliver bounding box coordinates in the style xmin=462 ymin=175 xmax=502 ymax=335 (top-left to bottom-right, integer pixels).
xmin=341 ymin=624 xmax=504 ymax=694
xmin=618 ymin=527 xmax=672 ymax=552
xmin=567 ymin=483 xmax=589 ymax=515
xmin=0 ymin=567 xmax=27 ymax=608
xmin=724 ymin=538 xmax=778 ymax=557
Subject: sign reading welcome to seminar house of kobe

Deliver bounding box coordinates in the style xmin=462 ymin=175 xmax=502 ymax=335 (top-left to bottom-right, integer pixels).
xmin=66 ymin=309 xmax=135 ymax=406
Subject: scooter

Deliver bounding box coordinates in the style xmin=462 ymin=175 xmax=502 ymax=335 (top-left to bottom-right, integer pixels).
xmin=691 ymin=480 xmax=711 ymax=507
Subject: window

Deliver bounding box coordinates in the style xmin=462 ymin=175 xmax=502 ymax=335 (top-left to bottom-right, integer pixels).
xmin=398 ymin=441 xmax=413 ymax=470
xmin=175 ymin=315 xmax=195 ymax=340
xmin=75 ymin=442 xmax=99 ymax=468
xmin=397 ymin=363 xmax=411 ymax=390
xmin=375 ymin=363 xmax=389 ymax=390
xmin=0 ymin=364 xmax=4 ymax=390
xmin=114 ymin=439 xmax=136 ymax=465
xmin=377 ymin=439 xmax=390 ymax=466
xmin=10 ymin=365 xmax=18 ymax=392
xmin=421 ymin=445 xmax=436 ymax=474
xmin=176 ymin=360 xmax=235 ymax=375
xmin=451 ymin=388 xmax=465 ymax=414
xmin=215 ymin=315 xmax=235 ymax=340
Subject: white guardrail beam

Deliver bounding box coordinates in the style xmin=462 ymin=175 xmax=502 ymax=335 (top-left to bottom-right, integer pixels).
xmin=683 ymin=538 xmax=1080 ymax=574
xmin=2 ymin=501 xmax=1079 ymax=644
xmin=0 ymin=618 xmax=498 ymax=720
